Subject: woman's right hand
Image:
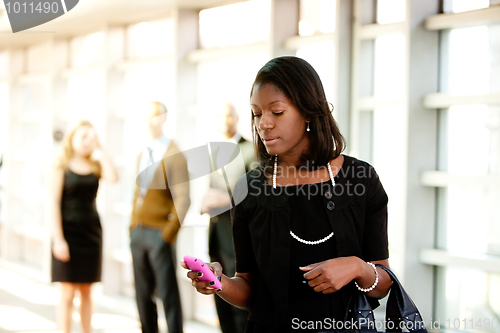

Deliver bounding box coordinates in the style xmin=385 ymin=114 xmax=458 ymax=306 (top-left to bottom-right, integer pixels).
xmin=52 ymin=239 xmax=70 ymax=262
xmin=181 ymin=261 xmax=223 ymax=295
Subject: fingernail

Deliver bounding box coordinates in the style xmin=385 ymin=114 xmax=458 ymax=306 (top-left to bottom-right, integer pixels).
xmin=217 ymin=276 xmax=221 ymax=282
xmin=197 ymin=272 xmax=203 ymax=277
xmin=217 ymin=288 xmax=222 ymax=292
xmin=209 ymin=281 xmax=215 ymax=286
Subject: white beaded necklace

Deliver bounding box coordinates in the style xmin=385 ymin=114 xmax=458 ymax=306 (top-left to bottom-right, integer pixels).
xmin=273 ymin=155 xmax=335 ymax=245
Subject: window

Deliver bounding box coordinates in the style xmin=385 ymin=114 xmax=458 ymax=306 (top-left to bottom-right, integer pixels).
xmin=376 ymin=0 xmax=405 ymax=24
xmin=199 ymin=0 xmax=270 ymax=49
xmin=196 ymin=54 xmax=268 ymax=141
xmin=434 ymin=1 xmax=500 ymax=326
xmin=299 ymin=0 xmax=336 ymax=36
xmin=70 ymin=32 xmax=104 ymax=68
xmin=126 ymin=19 xmax=174 ymax=58
xmin=296 ymin=41 xmax=336 ymax=103
xmin=444 ymin=0 xmax=490 ymax=13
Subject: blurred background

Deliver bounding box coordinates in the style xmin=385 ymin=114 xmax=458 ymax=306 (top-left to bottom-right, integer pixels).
xmin=0 ymin=0 xmax=499 ymax=332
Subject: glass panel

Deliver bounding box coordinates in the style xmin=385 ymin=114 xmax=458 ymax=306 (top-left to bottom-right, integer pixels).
xmin=299 ymin=0 xmax=336 ymax=36
xmin=443 ymin=0 xmax=490 ymax=13
xmin=296 ymin=41 xmax=335 ymax=103
xmin=196 ymin=53 xmax=268 ymax=141
xmin=122 ymin=62 xmax=175 ymax=151
xmin=376 ymin=0 xmax=406 ymax=24
xmin=373 ymin=33 xmax=405 ymax=99
xmin=443 ymin=105 xmax=500 ymax=255
xmin=359 ymin=40 xmax=375 ymax=98
xmin=26 ymin=43 xmax=48 ymax=73
xmin=491 ymin=25 xmax=500 ymax=92
xmin=126 ymin=18 xmax=174 ymax=58
xmin=447 ymin=105 xmax=490 ymax=175
xmin=70 ymin=32 xmax=105 ymax=68
xmin=0 ymin=82 xmax=7 ymax=159
xmin=21 ymin=82 xmax=46 ymax=115
xmin=435 ymin=267 xmax=500 ymax=333
xmin=436 ymin=17 xmax=500 ymax=326
xmin=371 ymin=19 xmax=406 ymax=276
xmin=12 ymin=122 xmax=40 ymax=154
xmin=372 ymin=106 xmax=406 ymax=269
xmin=448 ymin=26 xmax=490 ymax=95
xmin=67 ymin=72 xmax=105 ymax=124
xmin=199 ymin=0 xmax=270 ymax=49
xmin=0 ymin=51 xmax=8 ymax=77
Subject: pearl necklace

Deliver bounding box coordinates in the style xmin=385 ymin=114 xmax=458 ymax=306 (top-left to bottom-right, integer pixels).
xmin=273 ymin=155 xmax=335 ymax=245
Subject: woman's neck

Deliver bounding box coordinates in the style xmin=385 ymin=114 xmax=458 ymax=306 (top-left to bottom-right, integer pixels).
xmin=276 ymin=155 xmax=301 ymax=168
xmin=277 ymin=144 xmax=310 ymax=168
xmin=72 ymin=154 xmax=91 ymax=164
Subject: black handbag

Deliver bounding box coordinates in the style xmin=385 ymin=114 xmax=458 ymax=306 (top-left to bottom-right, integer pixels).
xmin=338 ymin=264 xmax=428 ymax=333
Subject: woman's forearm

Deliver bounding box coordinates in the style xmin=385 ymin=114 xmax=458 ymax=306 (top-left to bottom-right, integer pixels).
xmin=50 ymin=165 xmax=66 ymax=243
xmin=354 ymin=258 xmax=392 ymax=299
xmin=51 ymin=201 xmax=65 ymax=241
xmin=217 ymin=274 xmax=253 ymax=311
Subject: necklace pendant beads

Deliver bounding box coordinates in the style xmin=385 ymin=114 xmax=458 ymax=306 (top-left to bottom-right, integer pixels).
xmin=273 ymin=155 xmax=337 ymax=245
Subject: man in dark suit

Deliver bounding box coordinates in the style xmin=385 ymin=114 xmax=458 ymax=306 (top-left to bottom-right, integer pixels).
xmin=201 ymin=103 xmax=254 ymax=333
xmin=130 ymin=101 xmax=190 ymax=333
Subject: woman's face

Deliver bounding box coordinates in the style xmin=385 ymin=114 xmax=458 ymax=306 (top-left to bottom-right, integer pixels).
xmin=251 ymin=83 xmax=310 ymax=157
xmin=71 ymin=125 xmax=95 ymax=157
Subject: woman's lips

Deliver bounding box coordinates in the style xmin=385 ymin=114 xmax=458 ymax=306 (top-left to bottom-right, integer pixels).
xmin=263 ymin=137 xmax=278 ymax=145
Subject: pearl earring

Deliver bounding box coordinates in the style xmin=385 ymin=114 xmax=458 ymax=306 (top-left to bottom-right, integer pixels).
xmin=306 ymin=122 xmax=310 ymax=132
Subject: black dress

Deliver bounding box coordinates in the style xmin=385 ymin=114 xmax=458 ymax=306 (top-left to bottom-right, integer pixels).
xmin=51 ymin=170 xmax=102 ymax=283
xmin=232 ymin=155 xmax=389 ymax=331
xmin=246 ymin=182 xmax=350 ymax=332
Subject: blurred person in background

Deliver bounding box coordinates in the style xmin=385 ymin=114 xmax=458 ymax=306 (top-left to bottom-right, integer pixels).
xmin=130 ymin=101 xmax=190 ymax=333
xmin=201 ymin=102 xmax=254 ymax=333
xmin=51 ymin=120 xmax=119 ymax=333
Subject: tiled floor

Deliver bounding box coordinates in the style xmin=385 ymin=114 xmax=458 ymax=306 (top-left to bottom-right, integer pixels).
xmin=0 ymin=266 xmax=221 ymax=333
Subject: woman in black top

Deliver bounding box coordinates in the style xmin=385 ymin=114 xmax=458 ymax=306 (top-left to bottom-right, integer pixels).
xmin=183 ymin=56 xmax=393 ymax=332
xmin=51 ymin=120 xmax=118 ymax=333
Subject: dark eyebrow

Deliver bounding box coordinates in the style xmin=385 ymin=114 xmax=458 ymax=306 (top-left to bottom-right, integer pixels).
xmin=250 ymin=100 xmax=285 ymax=107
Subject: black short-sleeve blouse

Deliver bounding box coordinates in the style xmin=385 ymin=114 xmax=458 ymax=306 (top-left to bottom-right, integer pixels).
xmin=231 ymin=154 xmax=389 ymax=331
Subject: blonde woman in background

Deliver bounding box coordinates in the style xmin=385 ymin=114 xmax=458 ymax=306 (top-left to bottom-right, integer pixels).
xmin=51 ymin=120 xmax=118 ymax=333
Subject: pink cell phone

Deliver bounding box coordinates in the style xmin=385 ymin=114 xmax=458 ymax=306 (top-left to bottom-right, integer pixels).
xmin=183 ymin=255 xmax=222 ymax=289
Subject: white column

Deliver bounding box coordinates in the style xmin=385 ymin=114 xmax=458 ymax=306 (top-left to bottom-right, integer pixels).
xmin=172 ymin=7 xmax=199 ymax=321
xmin=335 ymin=0 xmax=354 ymax=145
xmin=402 ymin=0 xmax=440 ymax=320
xmin=100 ymin=25 xmax=126 ymax=296
xmin=269 ymin=0 xmax=299 ymax=57
xmin=0 ymin=48 xmax=22 ymax=264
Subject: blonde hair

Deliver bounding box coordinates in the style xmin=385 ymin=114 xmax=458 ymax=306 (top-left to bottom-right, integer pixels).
xmin=58 ymin=120 xmax=100 ymax=176
xmin=148 ymin=101 xmax=167 ymax=115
